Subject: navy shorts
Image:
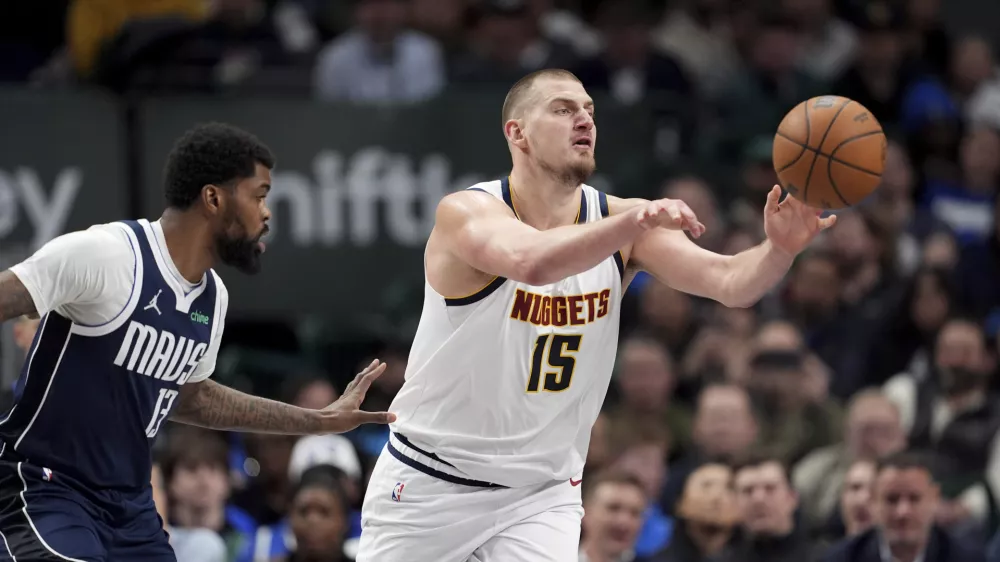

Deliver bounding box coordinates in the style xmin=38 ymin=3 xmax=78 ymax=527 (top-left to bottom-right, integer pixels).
xmin=0 ymin=459 xmax=175 ymax=561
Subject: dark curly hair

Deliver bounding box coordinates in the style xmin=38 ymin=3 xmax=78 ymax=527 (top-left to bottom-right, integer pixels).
xmin=164 ymin=122 xmax=275 ymax=210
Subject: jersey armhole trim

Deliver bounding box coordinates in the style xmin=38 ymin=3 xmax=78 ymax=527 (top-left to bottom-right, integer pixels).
xmin=443 ymin=275 xmax=507 ymax=307
xmin=70 ymin=223 xmax=145 ymax=337
xmin=598 ymin=191 xmax=626 ymax=282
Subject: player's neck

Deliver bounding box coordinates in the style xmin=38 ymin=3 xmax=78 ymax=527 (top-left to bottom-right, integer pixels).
xmin=507 ymin=167 xmax=582 ymax=231
xmin=159 ymin=209 xmax=216 ymax=283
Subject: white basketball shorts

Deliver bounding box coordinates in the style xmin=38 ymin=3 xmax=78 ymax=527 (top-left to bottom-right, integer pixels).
xmin=356 ymin=433 xmax=584 ymax=562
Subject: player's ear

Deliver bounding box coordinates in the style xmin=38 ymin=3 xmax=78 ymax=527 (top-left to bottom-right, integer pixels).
xmin=202 ymin=184 xmax=223 ymax=214
xmin=505 ymin=119 xmax=527 ymax=149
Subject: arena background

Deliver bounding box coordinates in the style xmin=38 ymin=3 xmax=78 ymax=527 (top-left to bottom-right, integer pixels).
xmin=2 ymin=0 xmax=1000 ymax=560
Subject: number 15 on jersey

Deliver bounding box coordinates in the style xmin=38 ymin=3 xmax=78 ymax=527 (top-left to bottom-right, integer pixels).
xmin=526 ymin=333 xmax=582 ymax=393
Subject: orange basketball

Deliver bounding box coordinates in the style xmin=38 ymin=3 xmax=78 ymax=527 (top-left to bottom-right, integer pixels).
xmin=772 ymin=95 xmax=887 ymax=210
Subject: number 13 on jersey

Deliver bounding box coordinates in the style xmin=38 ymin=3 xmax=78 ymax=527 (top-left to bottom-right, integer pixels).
xmin=526 ymin=334 xmax=583 ymax=393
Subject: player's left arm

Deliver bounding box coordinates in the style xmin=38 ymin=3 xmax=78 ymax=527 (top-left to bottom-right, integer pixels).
xmin=616 ymin=186 xmax=835 ymax=308
xmin=171 ymin=359 xmax=395 ymax=434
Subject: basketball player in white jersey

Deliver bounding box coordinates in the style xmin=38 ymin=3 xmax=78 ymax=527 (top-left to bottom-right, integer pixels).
xmin=357 ymin=69 xmax=836 ymax=562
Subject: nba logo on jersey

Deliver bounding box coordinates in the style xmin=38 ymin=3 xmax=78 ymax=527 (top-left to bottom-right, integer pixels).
xmin=42 ymin=468 xmax=53 ymax=482
xmin=391 ymin=482 xmax=404 ymax=502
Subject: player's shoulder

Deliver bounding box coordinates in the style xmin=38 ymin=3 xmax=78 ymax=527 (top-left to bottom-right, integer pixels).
xmin=59 ymin=222 xmax=135 ymax=264
xmin=437 ymin=180 xmax=506 ymax=213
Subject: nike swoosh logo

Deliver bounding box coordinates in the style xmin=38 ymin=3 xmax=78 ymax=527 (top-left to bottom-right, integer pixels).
xmin=570 ymin=478 xmax=583 ymax=486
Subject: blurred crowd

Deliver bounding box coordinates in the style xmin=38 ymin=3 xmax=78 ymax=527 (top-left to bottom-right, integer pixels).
xmin=4 ymin=0 xmax=1000 ymax=561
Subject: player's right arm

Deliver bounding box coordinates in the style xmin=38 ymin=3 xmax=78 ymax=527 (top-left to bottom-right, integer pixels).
xmin=432 ymin=190 xmax=704 ymax=287
xmin=0 ymin=271 xmax=37 ymax=322
xmin=0 ymin=227 xmax=133 ymax=324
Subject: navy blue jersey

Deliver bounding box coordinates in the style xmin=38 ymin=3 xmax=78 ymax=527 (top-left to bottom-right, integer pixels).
xmin=0 ymin=220 xmax=222 ymax=490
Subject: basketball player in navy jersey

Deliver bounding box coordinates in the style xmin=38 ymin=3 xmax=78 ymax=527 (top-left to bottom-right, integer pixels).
xmin=0 ymin=123 xmax=395 ymax=561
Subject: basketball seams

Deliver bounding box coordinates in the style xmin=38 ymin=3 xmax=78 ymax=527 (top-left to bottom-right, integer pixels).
xmin=802 ymin=99 xmax=851 ymax=204
xmin=774 ymin=102 xmax=811 ymax=173
xmin=824 ymin=155 xmax=850 ymax=207
xmin=774 ymin=130 xmax=883 ymax=176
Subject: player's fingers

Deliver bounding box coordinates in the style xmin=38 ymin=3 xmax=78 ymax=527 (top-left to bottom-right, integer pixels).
xmin=666 ymin=203 xmax=682 ymax=223
xmin=818 ymin=214 xmax=838 ymax=230
xmin=353 ymin=410 xmax=397 ymax=425
xmin=354 ymin=361 xmax=388 ymax=396
xmin=345 ymin=359 xmax=379 ymax=394
xmin=764 ymin=185 xmax=782 ymax=213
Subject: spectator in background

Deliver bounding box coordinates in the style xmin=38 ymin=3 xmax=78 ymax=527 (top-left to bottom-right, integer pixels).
xmin=743 ymin=328 xmax=843 ymax=465
xmin=867 ymin=267 xmax=955 ymax=386
xmin=162 ymin=427 xmax=257 ymax=562
xmin=710 ymin=5 xmax=826 ymax=166
xmin=587 ymin=413 xmax=614 ymax=475
xmin=525 ymin=0 xmax=602 ymax=60
xmin=793 ymin=390 xmax=906 ymax=533
xmin=922 ymin=125 xmax=1000 ymax=246
xmin=651 ymin=0 xmax=742 ymax=97
xmin=232 ymin=432 xmax=299 ymax=527
xmin=955 ymin=194 xmax=1000 ymax=314
xmin=781 ymin=250 xmax=874 ymax=399
xmin=408 ymin=0 xmax=467 ymax=60
xmin=651 ymin=463 xmax=738 ymax=562
xmin=578 ymin=472 xmax=648 ymax=562
xmin=660 ymin=384 xmax=758 ymax=516
xmin=922 ymin=229 xmax=961 ymax=271
xmin=660 ymin=177 xmax=726 ymax=253
xmin=573 ymin=1 xmax=691 ymax=107
xmin=839 ymin=458 xmax=878 ymax=539
xmin=637 ymin=281 xmax=698 ymax=360
xmin=783 ymin=0 xmax=858 ymax=82
xmin=822 ymin=451 xmax=985 ymax=562
xmin=152 ymin=462 xmax=228 ymax=562
xmin=949 ymin=36 xmax=998 ymax=110
xmin=282 ymin=374 xmax=339 ymax=411
xmin=66 ymin=0 xmax=206 ymax=79
xmin=727 ymin=455 xmax=821 ymax=562
xmin=833 ymin=1 xmax=918 ymax=126
xmin=613 ymin=427 xmax=675 ymax=558
xmin=451 ymin=0 xmax=577 ymax=88
xmin=275 ymin=464 xmax=354 ymax=562
xmin=902 ymin=0 xmax=950 ymax=78
xmin=681 ymin=303 xmax=758 ymax=391
xmin=608 ymin=334 xmax=690 ymax=457
xmin=313 ymin=0 xmax=444 ymax=103
xmin=884 ymin=318 xmax=999 ymax=534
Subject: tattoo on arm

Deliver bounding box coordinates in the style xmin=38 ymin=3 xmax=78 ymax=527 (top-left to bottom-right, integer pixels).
xmin=0 ymin=270 xmax=38 ymax=323
xmin=170 ymin=379 xmax=323 ymax=434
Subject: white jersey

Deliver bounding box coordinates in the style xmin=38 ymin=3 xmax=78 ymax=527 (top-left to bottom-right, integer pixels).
xmin=388 ymin=178 xmax=624 ymax=488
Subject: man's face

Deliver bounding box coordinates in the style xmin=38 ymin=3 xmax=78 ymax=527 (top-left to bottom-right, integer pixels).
xmin=582 ymin=482 xmax=646 ymax=557
xmin=617 ymin=341 xmax=674 ymax=411
xmin=693 ymin=387 xmax=757 ymax=459
xmin=841 ymin=460 xmax=876 ymax=535
xmin=874 ymin=467 xmax=938 ymax=550
xmin=734 ymin=462 xmax=798 ymax=537
xmin=513 ymin=78 xmax=597 ymax=186
xmin=169 ymin=461 xmax=229 ymax=510
xmin=214 ymin=163 xmax=271 ymax=275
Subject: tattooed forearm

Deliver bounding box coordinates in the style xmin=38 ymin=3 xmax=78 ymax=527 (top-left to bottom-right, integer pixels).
xmin=0 ymin=270 xmax=38 ymax=323
xmin=171 ymin=379 xmax=325 ymax=434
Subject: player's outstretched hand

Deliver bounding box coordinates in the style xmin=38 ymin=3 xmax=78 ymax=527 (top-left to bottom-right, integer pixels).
xmin=320 ymin=359 xmax=397 ymax=433
xmin=634 ymin=198 xmax=706 ymax=238
xmin=763 ymin=185 xmax=837 ymax=257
